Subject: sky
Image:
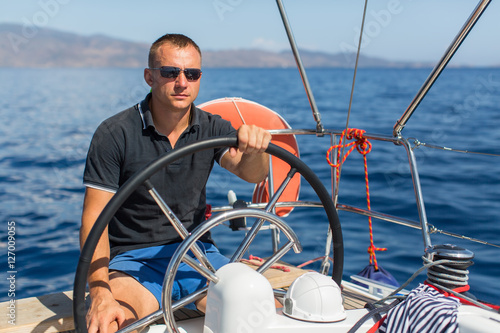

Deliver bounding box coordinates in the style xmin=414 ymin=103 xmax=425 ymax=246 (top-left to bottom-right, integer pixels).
xmin=0 ymin=0 xmax=498 ymax=66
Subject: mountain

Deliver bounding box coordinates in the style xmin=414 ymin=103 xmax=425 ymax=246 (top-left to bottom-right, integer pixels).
xmin=0 ymin=23 xmax=428 ymax=68
xmin=0 ymin=23 xmax=149 ymax=68
xmin=202 ymin=49 xmax=430 ymax=68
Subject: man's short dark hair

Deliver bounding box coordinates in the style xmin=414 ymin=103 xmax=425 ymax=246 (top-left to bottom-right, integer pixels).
xmin=148 ymin=34 xmax=202 ymax=67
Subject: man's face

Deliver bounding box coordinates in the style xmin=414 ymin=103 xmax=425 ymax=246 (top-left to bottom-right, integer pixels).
xmin=145 ymin=43 xmax=202 ymax=113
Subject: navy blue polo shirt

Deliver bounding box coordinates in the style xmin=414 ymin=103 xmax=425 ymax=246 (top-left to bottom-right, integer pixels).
xmin=83 ymin=94 xmax=236 ymax=258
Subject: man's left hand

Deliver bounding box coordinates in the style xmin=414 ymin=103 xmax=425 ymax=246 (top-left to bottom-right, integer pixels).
xmin=230 ymin=124 xmax=272 ymax=157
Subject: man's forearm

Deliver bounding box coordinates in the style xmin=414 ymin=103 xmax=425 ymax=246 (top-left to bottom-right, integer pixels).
xmin=234 ymin=152 xmax=269 ymax=184
xmin=80 ymin=222 xmax=113 ymax=299
xmin=80 ymin=187 xmax=115 ymax=299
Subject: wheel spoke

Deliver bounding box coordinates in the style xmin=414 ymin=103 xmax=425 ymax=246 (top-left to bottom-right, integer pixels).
xmin=172 ymin=286 xmax=208 ymax=311
xmin=264 ymin=167 xmax=297 ymax=213
xmin=256 ymin=240 xmax=294 ymax=274
xmin=268 ymin=167 xmax=297 ymax=252
xmin=116 ymin=309 xmax=163 ymax=333
xmin=146 ymin=180 xmax=187 ymax=237
xmin=231 ymin=168 xmax=298 ymax=263
xmin=163 ymin=287 xmax=209 ymax=332
xmin=145 ymin=180 xmax=216 ymax=273
xmin=230 ymin=217 xmax=266 ymax=263
xmin=182 ymin=254 xmax=220 ymax=284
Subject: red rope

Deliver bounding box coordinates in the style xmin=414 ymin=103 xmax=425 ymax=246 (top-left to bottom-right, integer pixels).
xmin=241 ymin=255 xmax=291 ymax=272
xmin=297 ymin=256 xmax=333 ymax=269
xmin=327 ymin=128 xmax=386 ymax=270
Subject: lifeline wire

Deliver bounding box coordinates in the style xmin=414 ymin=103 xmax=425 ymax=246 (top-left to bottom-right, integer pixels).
xmin=411 ymin=138 xmax=500 ymax=157
xmin=428 ymin=224 xmax=500 ymax=249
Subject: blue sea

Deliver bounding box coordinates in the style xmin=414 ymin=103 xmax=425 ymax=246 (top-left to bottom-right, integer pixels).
xmin=1 ymin=67 xmax=500 ymax=306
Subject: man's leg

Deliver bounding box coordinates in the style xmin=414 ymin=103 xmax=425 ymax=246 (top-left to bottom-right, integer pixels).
xmin=108 ymin=271 xmax=160 ymax=330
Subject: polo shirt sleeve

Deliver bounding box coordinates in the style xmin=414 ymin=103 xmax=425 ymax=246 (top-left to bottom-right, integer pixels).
xmin=212 ymin=116 xmax=237 ymax=165
xmin=83 ymin=120 xmax=123 ymax=193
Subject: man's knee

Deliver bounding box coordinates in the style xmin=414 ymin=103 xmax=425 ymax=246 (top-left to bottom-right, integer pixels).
xmin=109 ymin=271 xmax=159 ymax=319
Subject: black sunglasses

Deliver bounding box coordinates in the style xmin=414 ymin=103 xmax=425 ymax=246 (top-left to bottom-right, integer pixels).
xmin=150 ymin=66 xmax=202 ymax=81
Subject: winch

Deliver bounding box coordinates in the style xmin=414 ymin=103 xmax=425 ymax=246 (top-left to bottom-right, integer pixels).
xmin=424 ymin=244 xmax=475 ymax=293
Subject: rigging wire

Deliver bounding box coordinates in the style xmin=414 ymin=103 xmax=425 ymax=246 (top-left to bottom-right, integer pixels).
xmin=335 ymin=0 xmax=369 ymax=199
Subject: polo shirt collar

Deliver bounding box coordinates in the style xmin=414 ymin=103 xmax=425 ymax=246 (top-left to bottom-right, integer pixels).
xmin=137 ymin=93 xmax=201 ymax=133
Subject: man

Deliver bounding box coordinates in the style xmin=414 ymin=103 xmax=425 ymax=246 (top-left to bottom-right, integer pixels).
xmin=80 ymin=33 xmax=271 ymax=333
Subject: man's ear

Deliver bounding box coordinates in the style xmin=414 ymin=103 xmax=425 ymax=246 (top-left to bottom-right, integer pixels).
xmin=144 ymin=68 xmax=153 ymax=87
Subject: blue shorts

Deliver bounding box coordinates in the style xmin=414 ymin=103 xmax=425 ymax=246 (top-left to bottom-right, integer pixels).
xmin=109 ymin=242 xmax=229 ymax=310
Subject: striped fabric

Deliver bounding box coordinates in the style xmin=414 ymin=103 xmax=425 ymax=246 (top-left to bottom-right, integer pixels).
xmin=379 ymin=284 xmax=460 ymax=333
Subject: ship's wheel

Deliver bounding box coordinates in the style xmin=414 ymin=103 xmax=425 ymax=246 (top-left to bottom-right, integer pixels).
xmin=73 ymin=137 xmax=343 ymax=333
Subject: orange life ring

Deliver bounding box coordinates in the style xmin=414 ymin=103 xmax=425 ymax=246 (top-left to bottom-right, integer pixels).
xmin=198 ymin=97 xmax=300 ymax=217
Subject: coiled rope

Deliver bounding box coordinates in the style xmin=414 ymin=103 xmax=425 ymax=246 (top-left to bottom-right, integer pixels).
xmin=327 ymin=128 xmax=386 ymax=270
xmin=422 ymin=256 xmax=472 ymax=289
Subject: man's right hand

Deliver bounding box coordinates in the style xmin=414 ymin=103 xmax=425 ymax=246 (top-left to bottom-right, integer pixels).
xmin=86 ymin=290 xmax=126 ymax=333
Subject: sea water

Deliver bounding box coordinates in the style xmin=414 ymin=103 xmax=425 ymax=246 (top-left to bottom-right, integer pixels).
xmin=0 ymin=67 xmax=499 ymax=305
